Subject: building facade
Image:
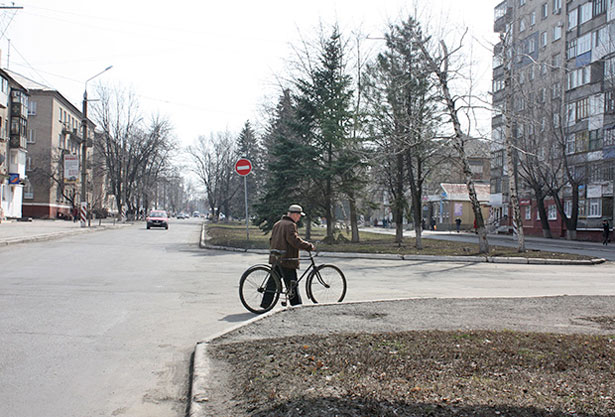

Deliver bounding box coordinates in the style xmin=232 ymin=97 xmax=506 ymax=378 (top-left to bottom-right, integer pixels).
xmin=0 ymin=69 xmax=29 ymax=220
xmin=492 ymin=0 xmax=613 ymax=241
xmin=8 ymin=72 xmax=95 ymax=219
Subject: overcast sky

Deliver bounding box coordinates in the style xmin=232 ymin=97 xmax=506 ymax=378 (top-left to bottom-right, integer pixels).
xmin=3 ymin=0 xmax=499 ymax=145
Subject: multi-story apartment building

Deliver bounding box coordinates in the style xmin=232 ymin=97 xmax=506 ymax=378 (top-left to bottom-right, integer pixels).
xmin=8 ymin=71 xmax=95 ymax=219
xmin=492 ymin=0 xmax=613 ymax=240
xmin=0 ymin=69 xmax=29 ymax=220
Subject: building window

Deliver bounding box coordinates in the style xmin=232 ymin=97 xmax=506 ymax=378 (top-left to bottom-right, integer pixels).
xmin=541 ymin=32 xmax=548 ymax=47
xmin=564 ymin=200 xmax=572 ymax=218
xmin=531 ymin=11 xmax=537 ymax=25
xmin=27 ymin=129 xmax=36 ymax=143
xmin=553 ymin=24 xmax=562 ymax=41
xmin=580 ymin=2 xmax=593 ymax=24
xmin=552 ymin=82 xmax=561 ymax=98
xmin=569 ymin=8 xmax=578 ymax=30
xmin=588 ymin=199 xmax=601 ymax=217
xmin=566 ymin=134 xmax=576 ymax=154
xmin=525 ymin=206 xmax=532 ymax=220
xmin=589 ymin=129 xmax=603 ymax=150
xmin=604 ymin=128 xmax=615 ymax=146
xmin=575 ymin=98 xmax=590 ymax=121
xmin=567 ymin=39 xmax=577 ymax=59
xmin=605 ymin=91 xmax=615 ymax=113
xmin=577 ymin=199 xmax=586 ymax=217
xmin=575 ymin=131 xmax=589 ymax=152
xmin=552 ymin=53 xmax=561 ymax=69
xmin=536 ymin=208 xmax=541 ymax=220
xmin=553 ymin=112 xmax=561 ymax=128
xmin=548 ymin=205 xmax=557 ymax=220
xmin=26 ymin=156 xmax=32 ymax=172
xmin=577 ymin=32 xmax=592 ymax=56
xmin=520 ymin=19 xmax=526 ymax=32
xmin=520 ymin=0 xmax=526 ymax=6
xmin=553 ymin=0 xmax=562 ymax=13
xmin=23 ymin=182 xmax=33 ymax=200
xmin=594 ymin=0 xmax=606 ymax=16
xmin=541 ymin=3 xmax=548 ymax=18
xmin=28 ymin=101 xmax=37 ymax=116
xmin=528 ymin=38 xmax=536 ymax=54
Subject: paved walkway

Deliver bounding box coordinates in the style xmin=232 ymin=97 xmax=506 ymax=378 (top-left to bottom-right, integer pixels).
xmin=361 ymin=227 xmax=615 ymax=261
xmin=0 ymin=218 xmax=129 ymax=245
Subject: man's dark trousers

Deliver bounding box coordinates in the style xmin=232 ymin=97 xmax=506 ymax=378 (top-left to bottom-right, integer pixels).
xmin=261 ymin=265 xmax=302 ymax=308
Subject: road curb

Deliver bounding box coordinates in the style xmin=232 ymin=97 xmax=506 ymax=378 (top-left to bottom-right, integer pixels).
xmin=189 ymin=306 xmax=290 ymax=416
xmin=199 ymin=223 xmax=605 ymax=265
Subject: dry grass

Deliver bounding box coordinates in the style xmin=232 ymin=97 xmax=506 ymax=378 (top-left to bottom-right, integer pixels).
xmin=210 ymin=330 xmax=615 ymax=416
xmin=204 ymin=223 xmax=593 ymax=260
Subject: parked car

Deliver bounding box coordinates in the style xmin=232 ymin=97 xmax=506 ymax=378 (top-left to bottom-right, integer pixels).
xmin=146 ymin=210 xmax=169 ymax=229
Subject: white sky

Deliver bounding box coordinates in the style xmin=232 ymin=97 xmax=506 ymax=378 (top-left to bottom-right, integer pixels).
xmin=3 ymin=0 xmax=500 ymax=145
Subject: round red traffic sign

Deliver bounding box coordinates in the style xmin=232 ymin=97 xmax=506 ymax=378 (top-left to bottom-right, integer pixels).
xmin=235 ymin=158 xmax=252 ymax=176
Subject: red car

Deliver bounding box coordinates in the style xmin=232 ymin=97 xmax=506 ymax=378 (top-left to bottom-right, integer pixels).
xmin=146 ymin=210 xmax=169 ymax=230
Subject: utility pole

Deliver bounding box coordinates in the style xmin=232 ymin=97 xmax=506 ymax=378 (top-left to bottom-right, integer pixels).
xmin=81 ymin=66 xmax=112 ymax=227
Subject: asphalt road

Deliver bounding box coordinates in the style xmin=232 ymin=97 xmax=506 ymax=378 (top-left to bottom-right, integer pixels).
xmin=1 ymin=220 xmax=614 ymax=417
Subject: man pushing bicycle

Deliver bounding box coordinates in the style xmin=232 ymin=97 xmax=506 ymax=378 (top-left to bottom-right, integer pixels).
xmin=267 ymin=204 xmax=316 ymax=306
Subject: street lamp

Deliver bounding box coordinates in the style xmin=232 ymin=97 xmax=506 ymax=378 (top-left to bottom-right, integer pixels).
xmin=81 ymin=65 xmax=112 ymax=227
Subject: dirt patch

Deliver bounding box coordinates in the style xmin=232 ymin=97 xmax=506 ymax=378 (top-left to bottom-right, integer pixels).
xmin=209 ymin=330 xmax=615 ymax=416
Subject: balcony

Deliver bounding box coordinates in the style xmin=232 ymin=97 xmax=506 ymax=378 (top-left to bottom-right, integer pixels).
xmin=494 ymin=1 xmax=511 ymax=33
xmin=9 ymin=134 xmax=27 ymax=150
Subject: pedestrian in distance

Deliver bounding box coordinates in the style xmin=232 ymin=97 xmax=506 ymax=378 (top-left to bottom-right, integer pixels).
xmin=603 ymin=219 xmax=611 ymax=246
xmin=263 ymin=204 xmax=316 ymax=307
xmin=455 ymin=217 xmax=461 ymax=233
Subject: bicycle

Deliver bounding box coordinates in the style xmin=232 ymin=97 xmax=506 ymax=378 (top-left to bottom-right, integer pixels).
xmin=238 ymin=249 xmax=347 ymax=314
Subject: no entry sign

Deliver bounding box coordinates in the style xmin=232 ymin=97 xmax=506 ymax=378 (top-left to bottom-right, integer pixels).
xmin=235 ymin=158 xmax=252 ymax=176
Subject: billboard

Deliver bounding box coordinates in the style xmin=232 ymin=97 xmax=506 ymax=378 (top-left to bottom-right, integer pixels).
xmin=64 ymin=155 xmax=80 ymax=183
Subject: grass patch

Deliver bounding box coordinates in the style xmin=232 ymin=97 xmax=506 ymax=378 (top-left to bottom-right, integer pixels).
xmin=210 ymin=330 xmax=615 ymax=416
xmin=203 ymin=222 xmax=593 ymax=260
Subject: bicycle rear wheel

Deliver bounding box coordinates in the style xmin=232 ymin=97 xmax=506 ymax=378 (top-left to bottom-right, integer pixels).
xmin=306 ymin=264 xmax=346 ymax=304
xmin=239 ymin=265 xmax=282 ymax=314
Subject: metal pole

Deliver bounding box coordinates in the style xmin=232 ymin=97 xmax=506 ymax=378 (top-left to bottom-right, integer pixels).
xmin=81 ymin=90 xmax=88 ymax=228
xmin=244 ymin=175 xmax=249 ymax=240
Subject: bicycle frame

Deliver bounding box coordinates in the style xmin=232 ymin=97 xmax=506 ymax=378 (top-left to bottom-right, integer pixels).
xmin=271 ymin=251 xmax=318 ymax=302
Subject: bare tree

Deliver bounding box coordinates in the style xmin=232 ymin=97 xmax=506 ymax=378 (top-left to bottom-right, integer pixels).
xmin=413 ymin=31 xmax=490 ymax=253
xmin=187 ymin=132 xmax=240 ymax=222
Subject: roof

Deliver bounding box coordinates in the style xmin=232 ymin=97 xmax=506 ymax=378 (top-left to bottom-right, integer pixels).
xmin=440 ymin=183 xmax=491 ymax=202
xmin=5 ymin=69 xmax=86 ymax=120
xmin=3 ymin=70 xmax=52 ymax=91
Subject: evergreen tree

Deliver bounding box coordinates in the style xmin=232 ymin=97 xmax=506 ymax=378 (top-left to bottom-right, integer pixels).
xmin=254 ymin=90 xmax=320 ymax=233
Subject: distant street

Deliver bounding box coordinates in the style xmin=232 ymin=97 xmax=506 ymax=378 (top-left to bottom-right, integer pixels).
xmin=1 ymin=220 xmax=614 ymax=417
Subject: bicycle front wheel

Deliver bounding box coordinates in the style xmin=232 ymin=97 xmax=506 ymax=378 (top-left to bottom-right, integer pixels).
xmin=239 ymin=266 xmax=282 ymax=314
xmin=306 ymin=264 xmax=346 ymax=304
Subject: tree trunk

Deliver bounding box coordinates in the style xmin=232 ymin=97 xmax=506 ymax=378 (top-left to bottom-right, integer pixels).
xmin=535 ymin=194 xmax=552 ymax=239
xmin=412 ymin=194 xmax=423 ymax=250
xmin=417 ymin=39 xmax=489 ymax=253
xmin=305 ymin=216 xmax=312 ymax=240
xmin=349 ymin=196 xmax=360 ymax=243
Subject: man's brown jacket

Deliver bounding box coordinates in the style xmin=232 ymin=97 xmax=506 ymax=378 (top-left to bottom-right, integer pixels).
xmin=269 ymin=215 xmax=312 ymax=269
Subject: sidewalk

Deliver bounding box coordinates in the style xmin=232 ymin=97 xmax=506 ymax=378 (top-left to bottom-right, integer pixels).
xmin=0 ymin=218 xmax=130 ymax=246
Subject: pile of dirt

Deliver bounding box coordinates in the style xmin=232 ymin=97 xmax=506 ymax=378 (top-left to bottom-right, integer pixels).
xmin=209 ymin=330 xmax=615 ymax=416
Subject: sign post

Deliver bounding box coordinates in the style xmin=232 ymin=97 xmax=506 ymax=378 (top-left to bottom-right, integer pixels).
xmin=235 ymin=158 xmax=252 ymax=240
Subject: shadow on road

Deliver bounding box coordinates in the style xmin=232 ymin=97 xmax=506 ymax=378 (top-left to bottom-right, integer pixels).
xmin=220 ymin=312 xmax=256 ymax=323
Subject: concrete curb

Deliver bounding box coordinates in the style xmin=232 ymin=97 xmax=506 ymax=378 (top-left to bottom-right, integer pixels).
xmin=0 ymin=222 xmax=134 ymax=246
xmin=189 ymin=306 xmax=290 ymax=416
xmin=199 ymin=223 xmax=606 ymax=265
